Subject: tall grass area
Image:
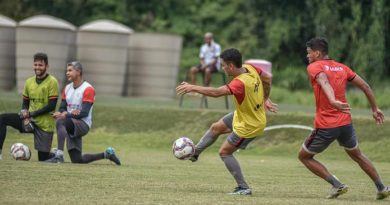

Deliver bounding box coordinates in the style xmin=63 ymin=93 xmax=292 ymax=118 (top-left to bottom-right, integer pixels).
xmin=1 ymin=91 xmax=390 ymax=204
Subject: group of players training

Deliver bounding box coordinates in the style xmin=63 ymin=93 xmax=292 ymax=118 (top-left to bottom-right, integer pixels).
xmin=0 ymin=53 xmax=121 ymax=166
xmin=0 ymin=36 xmax=389 ymax=200
xmin=176 ymin=36 xmax=389 ymax=200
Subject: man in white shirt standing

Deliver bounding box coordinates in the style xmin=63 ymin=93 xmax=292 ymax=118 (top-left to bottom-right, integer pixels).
xmin=190 ymin=32 xmax=221 ymax=86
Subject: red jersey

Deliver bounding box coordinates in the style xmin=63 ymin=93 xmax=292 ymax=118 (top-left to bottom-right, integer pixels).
xmin=307 ymin=59 xmax=356 ymax=128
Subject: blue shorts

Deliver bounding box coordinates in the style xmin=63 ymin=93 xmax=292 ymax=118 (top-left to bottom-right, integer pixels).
xmin=302 ymin=124 xmax=358 ymax=154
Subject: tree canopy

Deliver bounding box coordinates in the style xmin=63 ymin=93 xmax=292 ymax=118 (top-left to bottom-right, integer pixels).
xmin=1 ymin=0 xmax=389 ymax=89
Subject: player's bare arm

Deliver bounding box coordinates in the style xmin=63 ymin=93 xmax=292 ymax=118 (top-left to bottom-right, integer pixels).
xmin=350 ymin=74 xmax=384 ymax=125
xmin=176 ymin=82 xmax=230 ymax=97
xmin=316 ymin=72 xmax=350 ymax=113
xmin=260 ymin=72 xmax=278 ymax=113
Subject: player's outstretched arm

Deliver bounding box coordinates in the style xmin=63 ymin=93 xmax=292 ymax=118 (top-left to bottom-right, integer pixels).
xmin=316 ymin=72 xmax=350 ymax=113
xmin=350 ymin=74 xmax=384 ymax=125
xmin=176 ymin=82 xmax=230 ymax=97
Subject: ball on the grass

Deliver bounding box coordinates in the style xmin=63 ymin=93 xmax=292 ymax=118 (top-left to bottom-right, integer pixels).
xmin=172 ymin=137 xmax=195 ymax=160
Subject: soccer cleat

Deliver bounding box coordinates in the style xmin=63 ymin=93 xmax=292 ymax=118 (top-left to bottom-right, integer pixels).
xmin=376 ymin=186 xmax=390 ymax=200
xmin=189 ymin=154 xmax=199 ymax=162
xmin=105 ymin=147 xmax=121 ymax=166
xmin=327 ymin=184 xmax=348 ymax=199
xmin=45 ymin=154 xmax=64 ymax=163
xmin=228 ymin=187 xmax=252 ymax=195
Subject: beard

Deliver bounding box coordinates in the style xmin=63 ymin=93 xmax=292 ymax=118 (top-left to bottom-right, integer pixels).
xmin=34 ymin=68 xmax=47 ymax=78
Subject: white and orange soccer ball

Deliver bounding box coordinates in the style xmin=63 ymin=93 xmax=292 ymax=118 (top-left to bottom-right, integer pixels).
xmin=172 ymin=137 xmax=195 ymax=160
xmin=10 ymin=143 xmax=31 ymax=161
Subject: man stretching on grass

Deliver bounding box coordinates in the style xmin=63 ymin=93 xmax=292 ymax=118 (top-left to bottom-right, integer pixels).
xmin=177 ymin=48 xmax=277 ymax=195
xmin=46 ymin=61 xmax=121 ymax=165
xmin=298 ymin=37 xmax=390 ymax=200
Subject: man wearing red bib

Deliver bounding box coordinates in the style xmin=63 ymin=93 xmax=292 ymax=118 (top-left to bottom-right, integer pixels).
xmin=298 ymin=37 xmax=389 ymax=200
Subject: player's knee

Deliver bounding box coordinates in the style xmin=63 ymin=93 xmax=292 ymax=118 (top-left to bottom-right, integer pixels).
xmin=210 ymin=122 xmax=225 ymax=135
xmin=55 ymin=118 xmax=66 ymax=128
xmin=298 ymin=149 xmax=311 ymax=161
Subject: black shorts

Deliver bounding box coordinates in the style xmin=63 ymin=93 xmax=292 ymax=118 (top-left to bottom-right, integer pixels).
xmin=196 ymin=64 xmax=219 ymax=73
xmin=302 ymin=124 xmax=358 ymax=154
xmin=222 ymin=112 xmax=257 ymax=149
xmin=66 ymin=119 xmax=89 ymax=152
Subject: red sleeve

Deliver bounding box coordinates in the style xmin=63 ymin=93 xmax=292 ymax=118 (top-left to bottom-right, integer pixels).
xmin=83 ymin=87 xmax=95 ymax=103
xmin=247 ymin=63 xmax=263 ymax=75
xmin=345 ymin=66 xmax=357 ymax=81
xmin=61 ymin=87 xmax=66 ymax=100
xmin=307 ymin=63 xmax=323 ymax=81
xmin=226 ymin=79 xmax=245 ymax=105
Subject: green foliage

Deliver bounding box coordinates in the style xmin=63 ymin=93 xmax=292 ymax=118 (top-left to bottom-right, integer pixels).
xmin=0 ymin=0 xmax=389 ymax=89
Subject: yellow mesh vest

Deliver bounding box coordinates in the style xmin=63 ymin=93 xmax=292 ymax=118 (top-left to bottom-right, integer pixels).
xmin=232 ymin=64 xmax=266 ymax=138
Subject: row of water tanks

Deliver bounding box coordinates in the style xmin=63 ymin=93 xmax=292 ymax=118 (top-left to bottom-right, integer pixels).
xmin=0 ymin=14 xmax=182 ymax=98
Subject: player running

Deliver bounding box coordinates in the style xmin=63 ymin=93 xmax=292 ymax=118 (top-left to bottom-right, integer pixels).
xmin=177 ymin=48 xmax=277 ymax=195
xmin=298 ymin=37 xmax=390 ymax=200
xmin=46 ymin=61 xmax=121 ymax=165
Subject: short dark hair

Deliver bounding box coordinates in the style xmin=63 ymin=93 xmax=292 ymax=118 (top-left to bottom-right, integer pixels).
xmin=33 ymin=52 xmax=48 ymax=65
xmin=306 ymin=37 xmax=328 ymax=55
xmin=220 ymin=48 xmax=242 ymax=68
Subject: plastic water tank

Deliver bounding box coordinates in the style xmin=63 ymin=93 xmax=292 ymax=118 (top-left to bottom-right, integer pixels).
xmin=127 ymin=33 xmax=182 ymax=98
xmin=77 ymin=19 xmax=133 ymax=96
xmin=0 ymin=14 xmax=16 ymax=90
xmin=16 ymin=15 xmax=76 ymax=92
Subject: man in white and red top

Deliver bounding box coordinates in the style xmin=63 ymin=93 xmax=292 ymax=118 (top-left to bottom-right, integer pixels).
xmin=46 ymin=61 xmax=121 ymax=165
xmin=298 ymin=37 xmax=389 ymax=200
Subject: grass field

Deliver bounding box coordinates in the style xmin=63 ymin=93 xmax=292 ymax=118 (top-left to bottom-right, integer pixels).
xmin=0 ymin=91 xmax=390 ymax=204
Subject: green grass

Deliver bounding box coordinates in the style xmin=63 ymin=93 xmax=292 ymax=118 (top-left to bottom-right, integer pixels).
xmin=1 ymin=91 xmax=390 ymax=204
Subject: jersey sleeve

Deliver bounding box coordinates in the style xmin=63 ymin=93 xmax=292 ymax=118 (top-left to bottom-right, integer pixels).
xmin=345 ymin=66 xmax=357 ymax=81
xmin=83 ymin=86 xmax=95 ymax=103
xmin=307 ymin=63 xmax=323 ymax=80
xmin=247 ymin=63 xmax=263 ymax=75
xmin=22 ymin=80 xmax=29 ymax=98
xmin=61 ymin=86 xmax=67 ymax=100
xmin=215 ymin=44 xmax=221 ymax=57
xmin=48 ymin=78 xmax=59 ymax=99
xmin=226 ymin=79 xmax=245 ymax=105
xmin=199 ymin=45 xmax=204 ymax=58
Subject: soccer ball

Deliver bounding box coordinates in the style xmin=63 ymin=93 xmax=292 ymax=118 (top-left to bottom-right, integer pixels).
xmin=172 ymin=137 xmax=195 ymax=160
xmin=10 ymin=143 xmax=31 ymax=161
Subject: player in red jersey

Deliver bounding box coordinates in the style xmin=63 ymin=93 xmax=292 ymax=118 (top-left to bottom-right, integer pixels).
xmin=298 ymin=37 xmax=389 ymax=200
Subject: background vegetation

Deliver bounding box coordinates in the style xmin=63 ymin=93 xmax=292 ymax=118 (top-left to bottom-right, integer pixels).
xmin=0 ymin=0 xmax=389 ymax=92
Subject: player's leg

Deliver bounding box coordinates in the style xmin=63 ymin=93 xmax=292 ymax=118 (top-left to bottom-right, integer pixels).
xmin=0 ymin=113 xmax=23 ymax=159
xmin=298 ymin=128 xmax=347 ymax=198
xmin=68 ymin=147 xmax=120 ymax=165
xmin=337 ymin=123 xmax=389 ymax=199
xmin=220 ymin=132 xmax=255 ymax=195
xmin=190 ymin=112 xmax=232 ymax=162
xmin=33 ymin=127 xmax=53 ymax=161
xmin=46 ymin=118 xmax=72 ymax=163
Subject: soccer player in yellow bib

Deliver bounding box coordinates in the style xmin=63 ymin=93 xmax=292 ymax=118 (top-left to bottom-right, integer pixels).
xmin=176 ymin=48 xmax=277 ymax=195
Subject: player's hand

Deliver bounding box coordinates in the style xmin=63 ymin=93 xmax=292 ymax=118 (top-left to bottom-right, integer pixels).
xmin=330 ymin=100 xmax=350 ymax=113
xmin=265 ymin=99 xmax=278 ymax=113
xmin=52 ymin=111 xmax=66 ymax=119
xmin=176 ymin=82 xmax=194 ymax=95
xmin=71 ymin=109 xmax=81 ymax=115
xmin=18 ymin=109 xmax=30 ymax=119
xmin=373 ymin=109 xmax=384 ymax=125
